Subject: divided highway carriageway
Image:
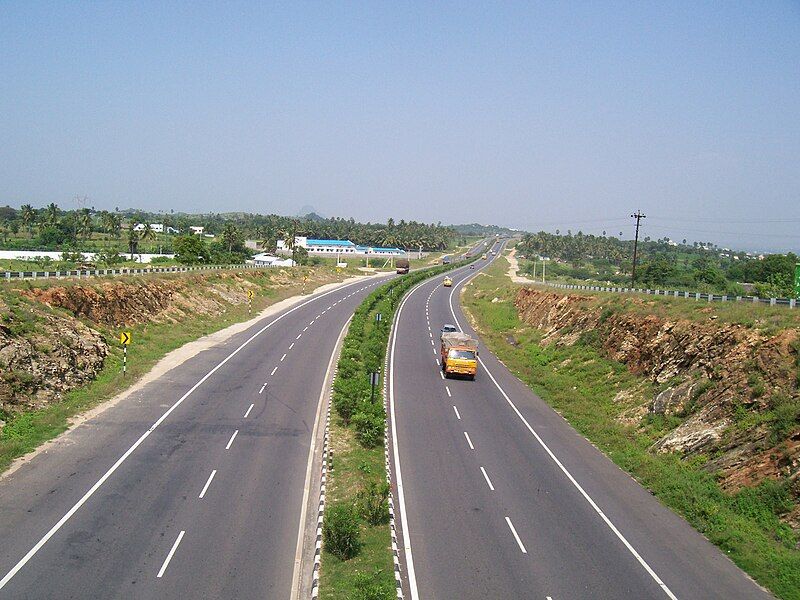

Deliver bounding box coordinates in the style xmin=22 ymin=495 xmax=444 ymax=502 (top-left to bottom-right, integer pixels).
xmin=386 ymin=239 xmax=771 ymax=600
xmin=0 ymin=274 xmax=389 ymax=599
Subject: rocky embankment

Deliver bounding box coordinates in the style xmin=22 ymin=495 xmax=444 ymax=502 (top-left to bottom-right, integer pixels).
xmin=0 ymin=269 xmax=319 ymax=423
xmin=515 ymin=288 xmax=800 ymax=523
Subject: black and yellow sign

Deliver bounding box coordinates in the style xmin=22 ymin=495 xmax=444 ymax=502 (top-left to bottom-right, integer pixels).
xmin=119 ymin=331 xmax=132 ymax=345
xmin=247 ymin=290 xmax=255 ymax=300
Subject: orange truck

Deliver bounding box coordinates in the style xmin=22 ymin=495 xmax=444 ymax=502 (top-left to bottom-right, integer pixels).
xmin=440 ymin=332 xmax=479 ymax=379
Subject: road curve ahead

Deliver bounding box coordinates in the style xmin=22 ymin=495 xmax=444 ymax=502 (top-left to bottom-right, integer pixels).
xmin=387 ymin=241 xmax=770 ymax=600
xmin=0 ymin=274 xmax=388 ymax=599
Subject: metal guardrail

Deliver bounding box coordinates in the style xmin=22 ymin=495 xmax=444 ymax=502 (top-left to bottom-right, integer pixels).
xmin=547 ymin=282 xmax=797 ymax=309
xmin=1 ymin=263 xmax=284 ymax=283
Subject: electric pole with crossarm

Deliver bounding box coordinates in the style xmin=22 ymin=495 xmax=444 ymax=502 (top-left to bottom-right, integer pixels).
xmin=630 ymin=210 xmax=646 ymax=286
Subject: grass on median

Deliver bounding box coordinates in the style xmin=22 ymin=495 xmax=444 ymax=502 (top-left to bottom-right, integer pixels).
xmin=461 ymin=253 xmax=800 ymax=600
xmin=0 ymin=267 xmax=347 ymax=474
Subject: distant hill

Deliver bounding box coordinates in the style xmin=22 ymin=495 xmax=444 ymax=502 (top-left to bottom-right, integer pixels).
xmin=450 ymin=223 xmax=522 ymax=237
xmin=300 ymin=211 xmax=326 ymax=222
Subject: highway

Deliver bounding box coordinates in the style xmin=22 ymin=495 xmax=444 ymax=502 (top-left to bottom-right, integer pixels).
xmin=387 ymin=240 xmax=771 ymax=600
xmin=0 ymin=274 xmax=388 ymax=599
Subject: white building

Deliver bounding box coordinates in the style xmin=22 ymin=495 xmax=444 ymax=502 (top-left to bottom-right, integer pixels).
xmin=189 ymin=226 xmax=205 ymax=235
xmin=276 ymin=237 xmax=405 ymax=257
xmin=248 ymin=253 xmax=295 ymax=267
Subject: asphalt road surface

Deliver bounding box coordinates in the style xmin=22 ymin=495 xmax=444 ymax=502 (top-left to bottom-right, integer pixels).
xmin=387 ymin=240 xmax=771 ymax=600
xmin=0 ymin=274 xmax=388 ymax=599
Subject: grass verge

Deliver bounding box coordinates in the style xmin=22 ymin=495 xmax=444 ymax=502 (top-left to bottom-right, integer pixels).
xmin=321 ymin=259 xmax=477 ymax=599
xmin=461 ymin=253 xmax=800 ymax=600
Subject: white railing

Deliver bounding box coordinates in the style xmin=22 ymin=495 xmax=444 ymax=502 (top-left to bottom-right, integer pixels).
xmin=1 ymin=262 xmax=285 ymax=283
xmin=543 ymin=282 xmax=796 ymax=309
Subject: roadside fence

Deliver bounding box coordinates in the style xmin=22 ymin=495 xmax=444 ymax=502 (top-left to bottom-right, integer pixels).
xmin=1 ymin=263 xmax=285 ymax=283
xmin=546 ymin=282 xmax=797 ymax=309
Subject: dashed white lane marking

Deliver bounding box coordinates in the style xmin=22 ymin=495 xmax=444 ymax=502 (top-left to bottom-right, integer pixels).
xmin=303 ymin=326 xmax=309 ymax=331
xmin=430 ymin=339 xmax=434 ymax=346
xmin=505 ymin=517 xmax=527 ymax=554
xmin=435 ymin=359 xmax=440 ymax=366
xmin=225 ymin=430 xmax=239 ymax=450
xmin=326 ymin=306 xmax=331 ymax=310
xmin=439 ymin=370 xmax=444 ymax=378
xmin=259 ymin=383 xmax=266 ymax=394
xmin=445 ymin=386 xmax=452 ymax=397
xmin=289 ymin=342 xmax=295 ymax=350
xmin=244 ymin=403 xmax=254 ymax=418
xmin=157 ymin=530 xmax=185 ymax=578
xmin=271 ymin=366 xmax=278 ymax=376
xmin=198 ymin=470 xmax=217 ymax=499
xmin=281 ymin=353 xmax=287 ymax=362
xmin=316 ymin=315 xmax=321 ymax=319
xmin=429 ymin=331 xmax=432 ymax=338
xmin=480 ymin=467 xmax=495 ymax=491
xmin=433 ymin=348 xmax=437 ymax=356
xmin=463 ymin=431 xmax=475 ymax=450
xmin=296 ymin=333 xmax=302 ymax=339
xmin=453 ymin=405 xmax=461 ymax=420
xmin=309 ymin=320 xmax=314 ymax=325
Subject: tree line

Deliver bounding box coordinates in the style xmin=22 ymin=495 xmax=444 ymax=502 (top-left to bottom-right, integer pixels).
xmin=0 ymin=205 xmax=456 ymax=256
xmin=517 ymin=230 xmax=798 ymax=298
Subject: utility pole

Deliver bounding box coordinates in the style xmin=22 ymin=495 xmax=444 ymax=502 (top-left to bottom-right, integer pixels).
xmin=630 ymin=210 xmax=646 ymax=286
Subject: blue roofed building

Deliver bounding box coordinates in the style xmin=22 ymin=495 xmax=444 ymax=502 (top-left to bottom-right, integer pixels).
xmin=276 ymin=236 xmax=406 ymax=257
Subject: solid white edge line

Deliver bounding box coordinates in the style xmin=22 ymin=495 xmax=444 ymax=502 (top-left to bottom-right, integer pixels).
xmin=505 ymin=517 xmax=527 ymax=554
xmin=198 ymin=470 xmax=217 ymax=499
xmin=453 ymin=405 xmax=461 ymax=420
xmin=390 ymin=279 xmax=435 ymax=600
xmin=447 ymin=249 xmax=679 ymax=600
xmin=0 ymin=275 xmax=376 ymax=591
xmin=463 ymin=431 xmax=475 ymax=450
xmin=290 ymin=314 xmax=353 ymax=598
xmin=157 ymin=530 xmax=185 ymax=578
xmin=225 ymin=430 xmax=239 ymax=450
xmin=480 ymin=467 xmax=495 ymax=491
xmin=244 ymin=403 xmax=254 ymax=418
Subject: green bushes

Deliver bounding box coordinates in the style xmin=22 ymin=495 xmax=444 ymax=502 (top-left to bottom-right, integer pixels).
xmin=357 ymin=481 xmax=391 ymax=525
xmin=324 ymin=503 xmax=362 ymax=560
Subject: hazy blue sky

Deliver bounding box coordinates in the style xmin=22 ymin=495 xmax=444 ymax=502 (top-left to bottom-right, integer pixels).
xmin=1 ymin=2 xmax=798 ymax=251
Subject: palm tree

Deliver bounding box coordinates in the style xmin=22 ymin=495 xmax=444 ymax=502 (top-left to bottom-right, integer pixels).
xmin=221 ymin=222 xmax=240 ymax=253
xmin=76 ymin=208 xmax=93 ymax=240
xmin=43 ymin=203 xmax=59 ymax=227
xmin=127 ymin=228 xmax=140 ymax=259
xmin=20 ymin=204 xmax=35 ymax=238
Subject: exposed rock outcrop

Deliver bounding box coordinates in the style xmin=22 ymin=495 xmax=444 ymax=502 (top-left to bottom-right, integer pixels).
xmin=514 ymin=288 xmax=800 ymax=500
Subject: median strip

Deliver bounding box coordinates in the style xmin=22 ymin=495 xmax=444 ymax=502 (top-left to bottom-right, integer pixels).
xmin=320 ymin=258 xmax=477 ymax=599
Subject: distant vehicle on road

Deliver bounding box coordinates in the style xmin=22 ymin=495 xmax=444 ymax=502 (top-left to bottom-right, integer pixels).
xmin=395 ymin=258 xmax=410 ymax=274
xmin=443 ymin=276 xmax=453 ymax=287
xmin=482 ymin=253 xmax=487 ymax=259
xmin=441 ymin=324 xmax=458 ymax=335
xmin=440 ymin=332 xmax=478 ymax=379
xmin=442 ymin=256 xmax=451 ymax=264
